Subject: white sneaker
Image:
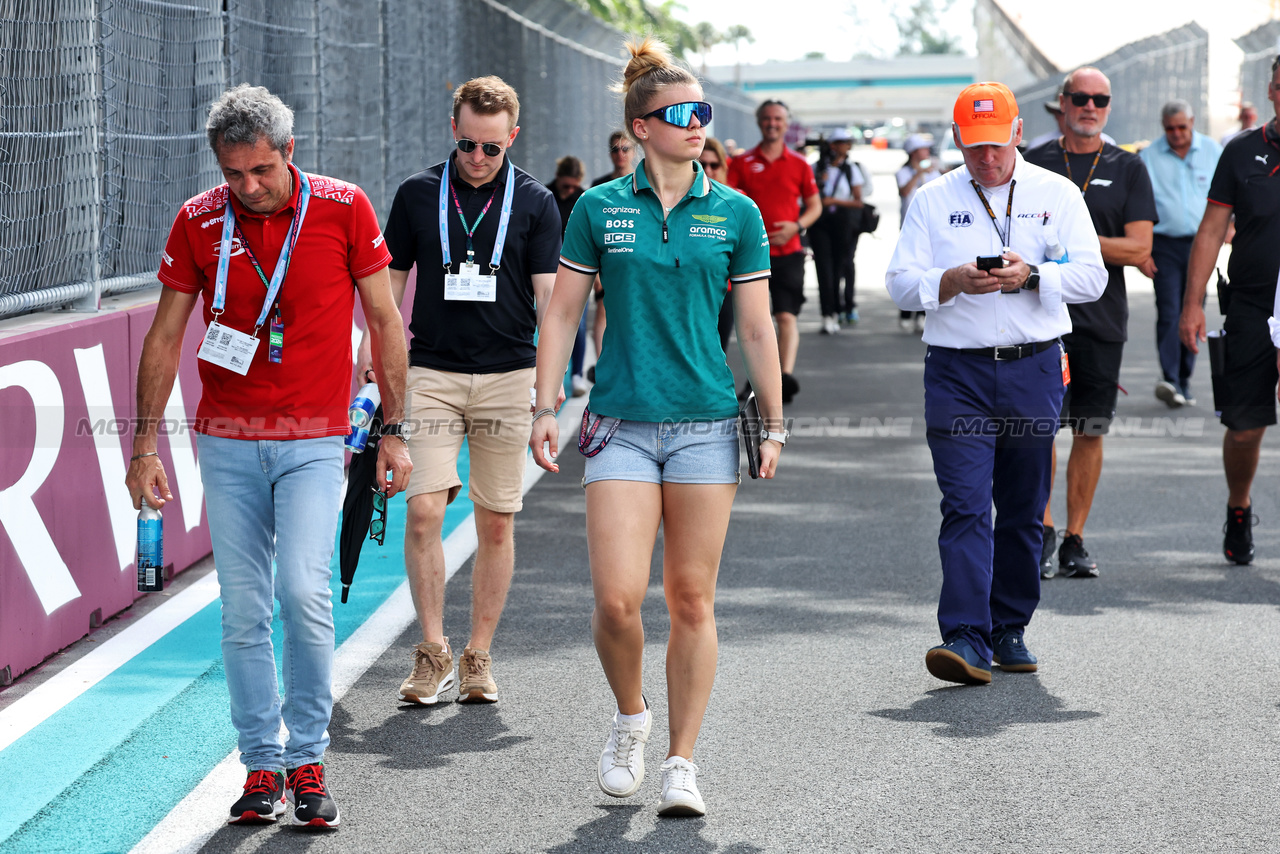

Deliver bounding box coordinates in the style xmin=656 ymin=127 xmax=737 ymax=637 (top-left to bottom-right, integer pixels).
xmin=899 ymin=317 xmax=914 ymax=332
xmin=658 ymin=756 xmax=705 ymax=816
xmin=572 ymin=375 xmax=589 ymax=397
xmin=914 ymin=314 xmax=926 ymax=333
xmin=1155 ymin=380 xmax=1185 ymax=408
xmin=598 ymin=707 xmax=651 ymax=797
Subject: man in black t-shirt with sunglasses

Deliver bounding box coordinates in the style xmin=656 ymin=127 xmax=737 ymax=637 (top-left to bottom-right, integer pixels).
xmin=1026 ymin=66 xmax=1157 ymax=581
xmin=359 ymin=75 xmax=562 ymax=708
xmin=1180 ymin=55 xmax=1280 ymax=566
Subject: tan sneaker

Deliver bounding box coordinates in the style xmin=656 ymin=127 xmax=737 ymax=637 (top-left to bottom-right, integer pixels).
xmin=398 ymin=639 xmax=455 ymax=705
xmin=456 ymin=647 xmax=498 ymax=703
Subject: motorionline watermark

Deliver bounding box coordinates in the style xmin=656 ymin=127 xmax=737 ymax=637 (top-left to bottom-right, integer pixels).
xmin=39 ymin=413 xmax=1207 ymax=442
xmin=73 ymin=416 xmax=515 ymax=438
xmin=943 ymin=415 xmax=1206 ymax=439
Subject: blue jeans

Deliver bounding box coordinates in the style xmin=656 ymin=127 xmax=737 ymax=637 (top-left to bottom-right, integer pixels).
xmin=1151 ymin=234 xmax=1197 ymax=394
xmin=923 ymin=344 xmax=1065 ymax=662
xmin=197 ymin=434 xmax=344 ymax=771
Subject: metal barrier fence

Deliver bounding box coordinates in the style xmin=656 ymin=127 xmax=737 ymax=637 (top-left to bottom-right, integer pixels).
xmin=0 ymin=0 xmax=757 ymax=319
xmin=1015 ymin=23 xmax=1209 ymax=148
xmin=1236 ymin=21 xmax=1280 ymax=116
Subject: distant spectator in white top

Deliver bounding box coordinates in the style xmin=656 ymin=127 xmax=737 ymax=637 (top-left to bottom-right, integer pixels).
xmin=1221 ymin=102 xmax=1258 ymax=147
xmin=896 ymin=134 xmax=942 ymax=330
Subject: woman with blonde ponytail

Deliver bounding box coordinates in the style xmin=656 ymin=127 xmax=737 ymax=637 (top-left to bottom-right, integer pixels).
xmin=529 ymin=37 xmax=785 ymax=817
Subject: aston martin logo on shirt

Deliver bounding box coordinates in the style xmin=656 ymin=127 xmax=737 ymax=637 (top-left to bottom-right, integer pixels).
xmin=692 ymin=215 xmax=727 ymax=224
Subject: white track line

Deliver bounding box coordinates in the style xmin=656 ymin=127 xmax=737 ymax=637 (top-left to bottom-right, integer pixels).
xmin=132 ymin=397 xmax=584 ymax=854
xmin=0 ymin=571 xmax=222 ymax=753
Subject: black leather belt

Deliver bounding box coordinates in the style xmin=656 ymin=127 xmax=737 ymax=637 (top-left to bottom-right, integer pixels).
xmin=955 ymin=339 xmax=1058 ymax=361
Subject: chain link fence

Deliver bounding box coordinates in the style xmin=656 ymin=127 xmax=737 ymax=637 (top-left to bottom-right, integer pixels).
xmin=1015 ymin=23 xmax=1209 ymax=148
xmin=0 ymin=0 xmax=757 ymax=319
xmin=1236 ymin=21 xmax=1280 ymax=116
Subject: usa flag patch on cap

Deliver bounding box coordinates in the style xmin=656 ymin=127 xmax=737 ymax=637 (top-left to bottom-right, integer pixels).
xmin=974 ymin=99 xmax=995 ymax=113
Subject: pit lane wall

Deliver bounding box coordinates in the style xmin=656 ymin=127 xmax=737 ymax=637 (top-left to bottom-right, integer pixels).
xmin=0 ymin=295 xmax=211 ymax=686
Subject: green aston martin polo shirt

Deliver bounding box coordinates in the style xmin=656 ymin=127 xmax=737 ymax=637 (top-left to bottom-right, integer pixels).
xmin=560 ymin=159 xmax=771 ymax=422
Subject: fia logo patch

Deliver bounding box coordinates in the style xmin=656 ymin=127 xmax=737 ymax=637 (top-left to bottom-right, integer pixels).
xmin=949 ymin=211 xmax=973 ymax=227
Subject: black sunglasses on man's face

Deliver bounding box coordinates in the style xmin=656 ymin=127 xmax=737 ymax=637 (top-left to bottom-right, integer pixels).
xmin=456 ymin=138 xmax=504 ymax=157
xmin=1064 ymin=92 xmax=1111 ymax=108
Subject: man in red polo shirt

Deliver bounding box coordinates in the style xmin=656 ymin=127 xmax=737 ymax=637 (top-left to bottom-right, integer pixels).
xmin=728 ymin=99 xmax=822 ymax=403
xmin=125 ymin=84 xmax=411 ymax=830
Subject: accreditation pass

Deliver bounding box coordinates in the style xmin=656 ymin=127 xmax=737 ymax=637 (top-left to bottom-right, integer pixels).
xmin=197 ymin=321 xmax=260 ymax=376
xmin=444 ymin=262 xmax=497 ymax=302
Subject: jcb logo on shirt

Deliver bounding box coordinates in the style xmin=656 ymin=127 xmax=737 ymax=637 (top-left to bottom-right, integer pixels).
xmin=949 ymin=211 xmax=973 ymax=227
xmin=605 ymin=219 xmax=634 ymax=229
xmin=604 ymin=232 xmax=635 ymax=245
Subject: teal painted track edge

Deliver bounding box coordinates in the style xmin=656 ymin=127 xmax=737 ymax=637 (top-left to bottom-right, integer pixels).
xmin=0 ymin=445 xmax=475 ymax=854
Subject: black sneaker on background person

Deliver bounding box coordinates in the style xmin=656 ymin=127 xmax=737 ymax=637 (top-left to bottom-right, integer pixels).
xmin=1058 ymin=532 xmax=1098 ymax=578
xmin=228 ymin=769 xmax=286 ymax=824
xmin=1039 ymin=524 xmax=1057 ymax=579
xmin=1223 ymin=505 xmax=1256 ymax=565
xmin=781 ymin=372 xmax=800 ymax=404
xmin=286 ymin=763 xmax=340 ymax=829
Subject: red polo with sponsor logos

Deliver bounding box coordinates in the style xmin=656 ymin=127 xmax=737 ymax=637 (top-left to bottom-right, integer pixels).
xmin=158 ymin=164 xmax=391 ymax=438
xmin=726 ymin=145 xmax=819 ymax=256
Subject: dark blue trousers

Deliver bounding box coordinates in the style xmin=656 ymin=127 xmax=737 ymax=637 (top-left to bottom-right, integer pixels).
xmin=1151 ymin=234 xmax=1197 ymax=394
xmin=923 ymin=344 xmax=1065 ymax=662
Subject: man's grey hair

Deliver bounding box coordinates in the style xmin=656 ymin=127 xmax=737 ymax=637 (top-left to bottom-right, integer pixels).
xmin=1161 ymin=99 xmax=1194 ymax=122
xmin=206 ymin=84 xmax=293 ymax=156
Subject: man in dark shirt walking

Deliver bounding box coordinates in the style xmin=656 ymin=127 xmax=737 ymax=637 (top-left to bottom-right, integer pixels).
xmin=1025 ymin=67 xmax=1157 ymax=579
xmin=1181 ymin=56 xmax=1280 ymax=565
xmin=358 ymin=76 xmax=562 ymax=706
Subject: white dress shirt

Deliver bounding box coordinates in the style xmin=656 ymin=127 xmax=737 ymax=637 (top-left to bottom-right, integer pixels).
xmin=885 ymin=153 xmax=1107 ymax=348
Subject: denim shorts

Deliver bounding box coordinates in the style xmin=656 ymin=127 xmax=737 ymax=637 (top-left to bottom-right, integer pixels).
xmin=582 ymin=416 xmax=741 ymax=485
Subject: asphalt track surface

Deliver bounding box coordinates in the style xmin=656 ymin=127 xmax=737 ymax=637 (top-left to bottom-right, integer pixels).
xmin=196 ymin=154 xmax=1280 ymax=853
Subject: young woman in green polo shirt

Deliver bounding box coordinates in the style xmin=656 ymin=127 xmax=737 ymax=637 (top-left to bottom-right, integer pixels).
xmin=530 ymin=36 xmax=785 ymax=817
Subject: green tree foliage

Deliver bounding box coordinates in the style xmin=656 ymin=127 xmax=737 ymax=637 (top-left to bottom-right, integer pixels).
xmin=695 ymin=21 xmax=721 ymax=72
xmin=568 ymin=0 xmax=698 ymax=59
xmin=893 ymin=0 xmax=961 ymax=56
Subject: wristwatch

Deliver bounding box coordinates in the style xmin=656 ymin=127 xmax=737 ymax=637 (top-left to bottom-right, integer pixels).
xmin=761 ymin=429 xmax=788 ymax=446
xmin=1023 ymin=264 xmax=1040 ymax=291
xmin=381 ymin=422 xmax=409 ymax=445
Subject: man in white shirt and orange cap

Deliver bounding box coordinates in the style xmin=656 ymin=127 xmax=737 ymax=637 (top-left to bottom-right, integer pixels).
xmin=886 ymin=82 xmax=1107 ymax=686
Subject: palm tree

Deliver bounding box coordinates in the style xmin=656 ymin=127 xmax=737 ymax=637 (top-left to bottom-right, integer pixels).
xmin=724 ymin=24 xmax=754 ymax=87
xmin=695 ymin=22 xmax=720 ymax=75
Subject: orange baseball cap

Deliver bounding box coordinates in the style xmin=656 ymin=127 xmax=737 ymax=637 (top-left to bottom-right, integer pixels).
xmin=953 ymin=82 xmax=1020 ymax=147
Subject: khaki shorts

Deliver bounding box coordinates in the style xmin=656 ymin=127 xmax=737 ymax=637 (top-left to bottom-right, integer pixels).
xmin=404 ymin=366 xmax=534 ymax=512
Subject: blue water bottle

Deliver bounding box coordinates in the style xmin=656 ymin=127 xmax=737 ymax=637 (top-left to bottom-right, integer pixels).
xmin=137 ymin=504 xmax=164 ymax=592
xmin=345 ymin=382 xmax=381 ymax=453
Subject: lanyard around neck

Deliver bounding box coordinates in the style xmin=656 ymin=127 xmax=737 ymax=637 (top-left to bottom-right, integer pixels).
xmin=1062 ymin=144 xmax=1103 ymax=196
xmin=971 ymin=178 xmax=1015 ymax=251
xmin=213 ymin=169 xmax=311 ymax=332
xmin=439 ymin=157 xmax=515 ymax=273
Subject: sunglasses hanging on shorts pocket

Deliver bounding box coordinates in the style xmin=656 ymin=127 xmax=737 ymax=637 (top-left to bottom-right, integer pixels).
xmin=579 ymin=409 xmax=621 ymax=457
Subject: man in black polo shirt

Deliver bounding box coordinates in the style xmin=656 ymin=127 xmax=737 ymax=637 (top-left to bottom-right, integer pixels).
xmin=1025 ymin=66 xmax=1157 ymax=579
xmin=1181 ymin=55 xmax=1280 ymax=566
xmin=359 ymin=76 xmax=561 ymax=706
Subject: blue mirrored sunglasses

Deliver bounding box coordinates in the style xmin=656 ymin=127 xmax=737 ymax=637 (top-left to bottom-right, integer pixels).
xmin=643 ymin=101 xmax=713 ymax=128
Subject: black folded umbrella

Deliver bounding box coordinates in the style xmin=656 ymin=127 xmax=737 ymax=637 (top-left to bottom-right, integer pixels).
xmin=339 ymin=404 xmax=383 ymax=604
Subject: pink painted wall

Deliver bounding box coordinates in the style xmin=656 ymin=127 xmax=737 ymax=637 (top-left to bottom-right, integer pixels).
xmin=0 ymin=301 xmax=210 ymax=683
xmin=0 ymin=271 xmax=418 ymax=683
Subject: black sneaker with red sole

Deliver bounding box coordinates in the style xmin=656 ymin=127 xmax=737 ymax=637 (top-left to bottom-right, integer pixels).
xmin=1224 ymin=505 xmax=1257 ymax=565
xmin=286 ymin=763 xmax=341 ymax=829
xmin=228 ymin=769 xmax=286 ymax=824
